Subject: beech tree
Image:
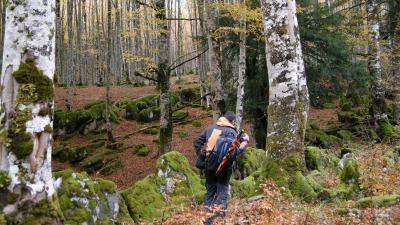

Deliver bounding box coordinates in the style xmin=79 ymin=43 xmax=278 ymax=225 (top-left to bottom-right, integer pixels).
xmin=204 ymin=0 xmax=226 ymax=121
xmin=260 ymin=0 xmax=309 ymax=160
xmin=0 ymin=0 xmax=61 ymax=223
xmin=391 ymin=1 xmax=400 ymax=122
xmin=366 ymin=0 xmax=388 ymax=134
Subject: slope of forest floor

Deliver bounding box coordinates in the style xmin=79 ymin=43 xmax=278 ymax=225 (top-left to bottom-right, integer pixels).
xmin=53 ymin=82 xmax=337 ymax=189
xmin=52 ymin=82 xmax=400 ymax=224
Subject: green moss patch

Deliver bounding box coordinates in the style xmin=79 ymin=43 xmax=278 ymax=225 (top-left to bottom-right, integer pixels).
xmin=340 ymin=158 xmax=360 ymax=184
xmin=306 ymin=127 xmax=341 ymax=148
xmin=236 ymin=148 xmax=267 ymax=179
xmin=172 ymin=111 xmax=189 ymax=122
xmin=54 ymin=170 xmax=125 ymax=224
xmin=122 ymin=151 xmax=205 ymax=223
xmin=12 ymin=59 xmax=54 ymax=103
xmin=134 ymin=144 xmax=150 ymax=156
xmin=305 ymin=146 xmax=321 ymax=171
xmin=356 ymin=195 xmax=400 ymax=208
xmin=191 ymin=121 xmax=202 ymax=127
xmin=176 ymin=130 xmax=188 ymax=138
xmin=230 ymin=176 xmax=260 ymax=198
xmin=0 ymin=171 xmax=10 ymax=190
xmin=142 ymin=128 xmax=159 ymax=135
xmin=289 ymin=171 xmax=317 ymax=203
xmin=79 ymin=149 xmax=123 ymax=175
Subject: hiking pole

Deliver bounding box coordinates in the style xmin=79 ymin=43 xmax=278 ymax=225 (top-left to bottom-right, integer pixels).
xmin=215 ymin=130 xmax=245 ymax=176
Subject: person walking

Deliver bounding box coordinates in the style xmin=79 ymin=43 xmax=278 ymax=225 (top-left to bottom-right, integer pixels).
xmin=193 ymin=111 xmax=250 ymax=224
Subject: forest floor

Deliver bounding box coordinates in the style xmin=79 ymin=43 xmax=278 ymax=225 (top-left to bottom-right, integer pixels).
xmin=52 ymin=76 xmax=400 ymax=224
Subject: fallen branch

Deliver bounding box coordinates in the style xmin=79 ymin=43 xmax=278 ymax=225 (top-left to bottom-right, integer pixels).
xmin=115 ymin=113 xmax=211 ymax=140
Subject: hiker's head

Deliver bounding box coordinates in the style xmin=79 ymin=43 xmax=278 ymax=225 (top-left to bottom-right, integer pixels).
xmin=224 ymin=111 xmax=236 ymax=124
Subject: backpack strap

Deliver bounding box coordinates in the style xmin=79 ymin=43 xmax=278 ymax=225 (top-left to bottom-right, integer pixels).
xmin=206 ymin=129 xmax=222 ymax=153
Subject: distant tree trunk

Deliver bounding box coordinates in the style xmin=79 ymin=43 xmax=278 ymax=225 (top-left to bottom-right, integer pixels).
xmin=235 ymin=0 xmax=246 ymax=130
xmin=65 ymin=0 xmax=74 ymax=111
xmin=261 ymin=0 xmax=309 ymax=162
xmin=366 ymin=0 xmax=388 ymax=128
xmin=105 ymin=0 xmax=115 ymax=142
xmin=0 ymin=0 xmax=62 ymax=222
xmin=156 ymin=0 xmax=172 ymax=154
xmin=0 ymin=1 xmax=5 ymax=71
xmin=204 ymin=0 xmax=225 ymax=121
xmin=197 ymin=0 xmax=211 ymax=109
xmin=391 ymin=3 xmax=400 ymax=122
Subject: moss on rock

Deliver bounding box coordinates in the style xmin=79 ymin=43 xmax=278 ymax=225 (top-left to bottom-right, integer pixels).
xmin=305 ymin=127 xmax=341 ymax=148
xmin=236 ymin=148 xmax=267 ymax=179
xmin=54 ymin=170 xmax=125 ymax=224
xmin=305 ymin=146 xmax=321 ymax=171
xmin=122 ymin=151 xmax=205 ymax=223
xmin=340 ymin=158 xmax=360 ymax=184
xmin=230 ymin=176 xmax=260 ymax=198
xmin=172 ymin=111 xmax=189 ymax=122
xmin=356 ymin=195 xmax=400 ymax=208
xmin=289 ymin=171 xmax=317 ymax=203
xmin=122 ymin=175 xmax=167 ymax=222
xmin=337 ymin=130 xmax=353 ymax=141
xmin=134 ymin=144 xmax=150 ymax=156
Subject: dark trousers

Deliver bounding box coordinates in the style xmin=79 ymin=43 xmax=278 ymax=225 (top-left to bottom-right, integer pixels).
xmin=203 ymin=178 xmax=230 ymax=225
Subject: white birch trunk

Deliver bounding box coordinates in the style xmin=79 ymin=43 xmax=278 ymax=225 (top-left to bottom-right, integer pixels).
xmin=260 ymin=0 xmax=309 ymax=160
xmin=367 ymin=0 xmax=387 ymax=123
xmin=0 ymin=0 xmax=60 ymax=220
xmin=235 ymin=0 xmax=247 ymax=131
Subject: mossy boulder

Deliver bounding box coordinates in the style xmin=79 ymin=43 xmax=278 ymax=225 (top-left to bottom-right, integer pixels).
xmin=54 ymin=170 xmax=133 ymax=224
xmin=138 ymin=106 xmax=161 ymax=122
xmin=191 ymin=121 xmax=202 ymax=127
xmin=337 ymin=130 xmax=353 ymax=141
xmin=305 ymin=127 xmax=341 ymax=148
xmin=54 ymin=102 xmax=119 ymax=135
xmin=230 ymin=176 xmax=260 ymax=198
xmin=79 ymin=149 xmax=123 ymax=175
xmin=53 ymin=141 xmax=106 ymax=163
xmin=340 ymin=158 xmax=360 ymax=184
xmin=356 ymin=195 xmax=400 ymax=208
xmin=134 ymin=144 xmax=150 ymax=156
xmin=176 ymin=87 xmax=200 ymax=103
xmin=383 ymin=147 xmax=400 ymax=165
xmin=305 ymin=146 xmax=321 ymax=171
xmin=122 ymin=151 xmax=205 ymax=223
xmin=172 ymin=111 xmax=189 ymax=122
xmin=235 ymin=148 xmax=267 ymax=179
xmin=377 ymin=119 xmax=399 ymax=139
xmin=289 ymin=171 xmax=318 ymax=203
xmin=142 ymin=128 xmax=159 ymax=135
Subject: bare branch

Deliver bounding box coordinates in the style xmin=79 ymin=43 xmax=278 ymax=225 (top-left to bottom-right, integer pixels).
xmin=168 ymin=48 xmax=208 ymax=72
xmin=166 ymin=18 xmax=202 ymax=21
xmin=134 ymin=71 xmax=158 ymax=82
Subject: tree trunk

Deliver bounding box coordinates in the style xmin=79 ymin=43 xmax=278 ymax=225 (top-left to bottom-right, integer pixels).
xmin=65 ymin=0 xmax=74 ymax=111
xmin=235 ymin=0 xmax=247 ymax=130
xmin=156 ymin=0 xmax=172 ymax=154
xmin=204 ymin=0 xmax=225 ymax=121
xmin=260 ymin=0 xmax=309 ymax=163
xmin=390 ymin=1 xmax=400 ymax=122
xmin=0 ymin=0 xmax=62 ymax=222
xmin=366 ymin=0 xmax=389 ymax=135
xmin=106 ymin=0 xmax=115 ymax=142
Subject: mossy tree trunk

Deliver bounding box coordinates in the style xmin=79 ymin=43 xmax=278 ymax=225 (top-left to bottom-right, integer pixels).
xmin=392 ymin=2 xmax=400 ymax=122
xmin=105 ymin=0 xmax=115 ymax=143
xmin=235 ymin=0 xmax=247 ymax=131
xmin=260 ymin=0 xmax=309 ymax=163
xmin=366 ymin=0 xmax=388 ymax=127
xmin=156 ymin=0 xmax=173 ymax=154
xmin=204 ymin=0 xmax=226 ymax=121
xmin=0 ymin=0 xmax=62 ymax=223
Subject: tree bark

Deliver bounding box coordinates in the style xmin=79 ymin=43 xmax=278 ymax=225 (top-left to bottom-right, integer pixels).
xmin=204 ymin=0 xmax=225 ymax=121
xmin=235 ymin=0 xmax=247 ymax=130
xmin=391 ymin=2 xmax=400 ymax=122
xmin=0 ymin=0 xmax=62 ymax=222
xmin=366 ymin=0 xmax=387 ymax=129
xmin=156 ymin=0 xmax=173 ymax=154
xmin=260 ymin=0 xmax=309 ymax=163
xmin=106 ymin=0 xmax=115 ymax=142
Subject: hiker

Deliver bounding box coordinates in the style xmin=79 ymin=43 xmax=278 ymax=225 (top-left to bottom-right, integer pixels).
xmin=193 ymin=111 xmax=250 ymax=224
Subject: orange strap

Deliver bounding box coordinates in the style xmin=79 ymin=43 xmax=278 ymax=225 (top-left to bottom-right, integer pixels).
xmin=206 ymin=129 xmax=222 ymax=153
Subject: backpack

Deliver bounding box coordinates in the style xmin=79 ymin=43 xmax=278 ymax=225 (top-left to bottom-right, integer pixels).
xmin=205 ymin=131 xmax=241 ymax=175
